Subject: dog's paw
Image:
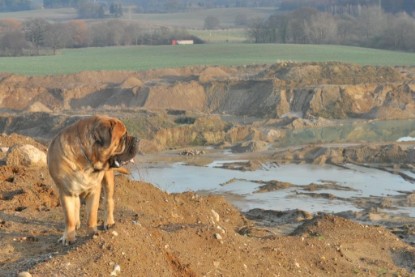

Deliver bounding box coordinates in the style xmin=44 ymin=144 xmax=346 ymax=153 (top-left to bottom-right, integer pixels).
xmin=58 ymin=230 xmax=76 ymax=245
xmin=88 ymin=226 xmax=99 ymax=236
xmin=103 ymin=223 xmax=115 ymax=230
xmin=58 ymin=235 xmax=75 ymax=246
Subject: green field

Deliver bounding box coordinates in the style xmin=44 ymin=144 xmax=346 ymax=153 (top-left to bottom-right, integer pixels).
xmin=0 ymin=7 xmax=274 ymax=29
xmin=2 ymin=43 xmax=415 ymax=76
xmin=0 ymin=7 xmax=77 ymax=21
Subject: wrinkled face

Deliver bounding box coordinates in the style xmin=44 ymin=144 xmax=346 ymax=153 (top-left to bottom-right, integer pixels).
xmin=109 ymin=133 xmax=138 ymax=168
xmin=91 ymin=117 xmax=138 ymax=169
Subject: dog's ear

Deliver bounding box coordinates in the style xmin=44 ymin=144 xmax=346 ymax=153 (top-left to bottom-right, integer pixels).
xmin=93 ymin=120 xmax=114 ymax=148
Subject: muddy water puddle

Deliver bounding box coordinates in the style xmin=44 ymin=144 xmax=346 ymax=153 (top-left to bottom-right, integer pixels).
xmin=132 ymin=160 xmax=415 ymax=217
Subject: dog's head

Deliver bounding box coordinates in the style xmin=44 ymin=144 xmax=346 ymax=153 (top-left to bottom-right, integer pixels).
xmin=88 ymin=116 xmax=137 ymax=170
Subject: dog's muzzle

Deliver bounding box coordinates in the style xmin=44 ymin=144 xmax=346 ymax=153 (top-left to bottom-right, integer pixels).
xmin=109 ymin=136 xmax=138 ymax=168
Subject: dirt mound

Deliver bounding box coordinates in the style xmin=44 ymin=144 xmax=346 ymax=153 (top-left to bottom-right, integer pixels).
xmin=198 ymin=66 xmax=229 ymax=83
xmin=0 ymin=133 xmax=46 ymax=150
xmin=55 ymin=71 xmax=137 ymax=87
xmin=272 ymin=142 xmax=415 ymax=166
xmin=231 ymin=140 xmax=268 ymax=153
xmin=120 ymin=76 xmax=143 ymax=89
xmin=27 ymin=102 xmax=53 ymax=113
xmin=253 ymin=180 xmax=294 ymax=193
xmin=5 ymin=144 xmax=47 ymax=167
xmin=0 ymin=166 xmax=59 ymax=212
xmin=258 ymin=62 xmax=402 ymax=85
xmin=288 ymin=82 xmax=415 ymax=119
xmin=216 ymin=160 xmax=263 ymax=171
xmin=145 ymin=81 xmax=206 ymax=111
xmin=148 ymin=115 xmax=227 ymax=149
xmin=0 ymin=63 xmax=413 ymax=121
xmin=225 ymin=126 xmax=262 ymax=143
xmin=0 ymin=113 xmax=82 ymax=143
xmin=2 ymin=178 xmax=415 ymax=276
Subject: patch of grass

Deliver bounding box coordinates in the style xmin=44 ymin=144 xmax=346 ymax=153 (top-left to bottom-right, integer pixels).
xmin=0 ymin=7 xmax=77 ymax=21
xmin=377 ymin=268 xmax=388 ymax=276
xmin=2 ymin=43 xmax=415 ymax=76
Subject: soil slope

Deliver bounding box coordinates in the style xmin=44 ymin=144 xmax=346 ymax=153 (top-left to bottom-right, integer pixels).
xmin=1 ymin=135 xmax=415 ymax=276
xmin=0 ymin=63 xmax=414 ymax=120
xmin=1 ymin=63 xmax=415 ymax=152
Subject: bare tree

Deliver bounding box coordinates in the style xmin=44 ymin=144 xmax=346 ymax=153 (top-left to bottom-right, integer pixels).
xmin=266 ymin=14 xmax=288 ymax=43
xmin=356 ymin=6 xmax=385 ymax=44
xmin=398 ymin=13 xmax=415 ymax=51
xmin=0 ymin=18 xmax=22 ymax=32
xmin=0 ymin=30 xmax=29 ymax=56
xmin=44 ymin=23 xmax=70 ymax=54
xmin=66 ymin=20 xmax=90 ymax=48
xmin=77 ymin=2 xmax=106 ymax=19
xmin=123 ymin=22 xmax=143 ymax=45
xmin=89 ymin=20 xmax=126 ymax=46
xmin=336 ymin=15 xmax=360 ymax=45
xmin=246 ymin=17 xmax=267 ymax=43
xmin=285 ymin=8 xmax=318 ymax=44
xmin=234 ymin=13 xmax=249 ymax=26
xmin=89 ymin=22 xmax=109 ymax=47
xmin=305 ymin=12 xmax=338 ymax=44
xmin=23 ymin=18 xmax=50 ymax=55
xmin=204 ymin=15 xmax=220 ymax=30
xmin=377 ymin=12 xmax=415 ymax=51
xmin=105 ymin=20 xmax=125 ymax=46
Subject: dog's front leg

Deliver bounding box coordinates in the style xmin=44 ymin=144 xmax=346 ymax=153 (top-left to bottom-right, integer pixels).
xmin=85 ymin=185 xmax=102 ymax=236
xmin=75 ymin=196 xmax=81 ymax=230
xmin=59 ymin=193 xmax=78 ymax=245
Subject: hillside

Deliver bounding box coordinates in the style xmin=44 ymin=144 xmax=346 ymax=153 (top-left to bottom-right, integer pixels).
xmin=0 ymin=62 xmax=407 ymax=116
xmin=1 ymin=62 xmax=414 ymax=148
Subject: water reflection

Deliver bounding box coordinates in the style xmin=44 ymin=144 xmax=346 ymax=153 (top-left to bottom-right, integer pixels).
xmin=133 ymin=161 xmax=415 ymax=216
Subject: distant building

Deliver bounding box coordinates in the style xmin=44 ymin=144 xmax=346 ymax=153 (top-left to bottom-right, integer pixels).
xmin=172 ymin=40 xmax=194 ymax=45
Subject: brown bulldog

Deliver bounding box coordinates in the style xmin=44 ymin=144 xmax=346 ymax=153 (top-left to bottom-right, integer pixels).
xmin=47 ymin=115 xmax=137 ymax=245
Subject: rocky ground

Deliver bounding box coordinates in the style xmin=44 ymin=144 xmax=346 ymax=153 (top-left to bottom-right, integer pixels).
xmin=1 ymin=63 xmax=415 ymax=276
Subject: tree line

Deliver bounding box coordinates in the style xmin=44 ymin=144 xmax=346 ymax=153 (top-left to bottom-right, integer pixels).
xmin=279 ymin=0 xmax=415 ymax=15
xmin=247 ymin=6 xmax=415 ymax=52
xmin=0 ymin=0 xmax=281 ymax=12
xmin=1 ymin=0 xmax=414 ymax=14
xmin=0 ymin=18 xmax=201 ymax=56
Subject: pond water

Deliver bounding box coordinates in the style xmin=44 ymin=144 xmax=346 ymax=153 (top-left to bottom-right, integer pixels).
xmin=132 ymin=160 xmax=415 ymax=216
